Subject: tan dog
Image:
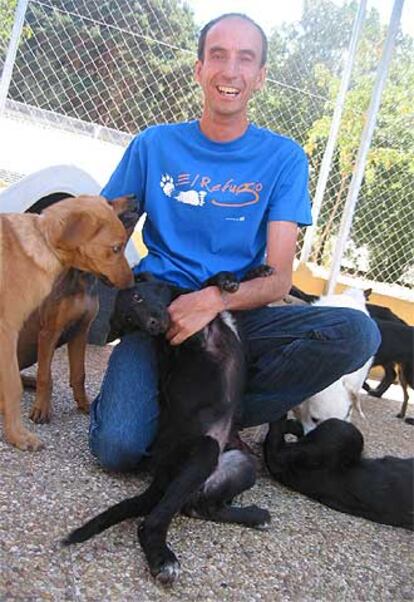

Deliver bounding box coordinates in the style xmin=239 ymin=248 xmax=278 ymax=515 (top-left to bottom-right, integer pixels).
xmin=17 ymin=197 xmax=139 ymax=424
xmin=0 ymin=195 xmax=134 ymax=451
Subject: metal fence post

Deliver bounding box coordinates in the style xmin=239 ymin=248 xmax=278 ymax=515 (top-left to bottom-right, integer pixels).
xmin=300 ymin=0 xmax=367 ymax=263
xmin=325 ymin=0 xmax=405 ymax=294
xmin=0 ymin=0 xmax=30 ymax=116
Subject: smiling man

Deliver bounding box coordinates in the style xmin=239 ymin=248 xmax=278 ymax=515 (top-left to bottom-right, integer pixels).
xmin=89 ymin=14 xmax=380 ymax=472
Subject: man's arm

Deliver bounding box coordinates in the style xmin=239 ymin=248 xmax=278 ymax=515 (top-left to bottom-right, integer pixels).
xmin=166 ymin=221 xmax=298 ymax=345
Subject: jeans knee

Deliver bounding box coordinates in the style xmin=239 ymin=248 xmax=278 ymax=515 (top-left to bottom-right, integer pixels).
xmin=89 ymin=427 xmax=154 ymax=472
xmin=345 ymin=309 xmax=381 ymax=360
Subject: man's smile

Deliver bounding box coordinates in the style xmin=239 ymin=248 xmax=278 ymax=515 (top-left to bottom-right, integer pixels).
xmin=216 ymin=85 xmax=241 ymax=97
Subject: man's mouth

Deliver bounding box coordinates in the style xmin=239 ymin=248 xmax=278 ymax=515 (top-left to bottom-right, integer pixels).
xmin=216 ymin=85 xmax=240 ymax=97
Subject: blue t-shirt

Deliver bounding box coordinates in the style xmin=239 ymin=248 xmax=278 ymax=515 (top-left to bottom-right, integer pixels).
xmin=102 ymin=121 xmax=312 ymax=289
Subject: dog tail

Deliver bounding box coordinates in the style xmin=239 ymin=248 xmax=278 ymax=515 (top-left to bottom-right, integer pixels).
xmin=62 ymin=495 xmax=149 ymax=545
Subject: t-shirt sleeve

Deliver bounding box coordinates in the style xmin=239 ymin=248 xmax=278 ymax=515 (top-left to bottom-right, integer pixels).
xmin=268 ymin=146 xmax=312 ymax=227
xmin=101 ymin=135 xmax=146 ymax=213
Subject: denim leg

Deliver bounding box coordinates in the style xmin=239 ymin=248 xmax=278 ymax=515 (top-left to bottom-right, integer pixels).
xmin=236 ymin=305 xmax=381 ymax=427
xmin=89 ymin=332 xmax=159 ymax=471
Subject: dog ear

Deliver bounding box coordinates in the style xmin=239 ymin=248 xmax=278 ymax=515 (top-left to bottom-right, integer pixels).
xmin=110 ymin=195 xmax=138 ymax=217
xmin=55 ymin=212 xmax=99 ymax=249
xmin=364 ymin=288 xmax=372 ymax=300
xmin=134 ymin=272 xmax=156 ymax=283
xmin=110 ymin=195 xmax=140 ymax=237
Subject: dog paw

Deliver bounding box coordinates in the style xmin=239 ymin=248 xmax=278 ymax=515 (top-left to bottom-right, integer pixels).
xmin=139 ymin=524 xmax=180 ymax=586
xmin=205 ymin=271 xmax=239 ymax=293
xmin=5 ymin=428 xmax=44 ymax=451
xmin=255 ymin=516 xmax=272 ymax=530
xmin=154 ymin=557 xmax=181 ymax=586
xmin=75 ymin=397 xmax=90 ymax=414
xmin=29 ymin=405 xmax=51 ymax=424
xmin=249 ymin=506 xmax=272 ymax=530
xmin=243 ymin=265 xmax=274 ymax=281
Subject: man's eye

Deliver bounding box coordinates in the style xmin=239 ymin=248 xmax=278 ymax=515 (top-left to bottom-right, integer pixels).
xmin=112 ymin=244 xmax=122 ymax=254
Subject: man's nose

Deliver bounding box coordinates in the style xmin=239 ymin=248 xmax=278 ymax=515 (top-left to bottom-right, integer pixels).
xmin=222 ymin=57 xmax=240 ymax=78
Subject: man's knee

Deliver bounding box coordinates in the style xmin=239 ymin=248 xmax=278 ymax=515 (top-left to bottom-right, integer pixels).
xmin=342 ymin=308 xmax=381 ymax=361
xmin=89 ymin=426 xmax=154 ymax=472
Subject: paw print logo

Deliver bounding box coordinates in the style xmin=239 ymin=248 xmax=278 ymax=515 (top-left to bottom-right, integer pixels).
xmin=159 ymin=174 xmax=206 ymax=207
xmin=160 ymin=174 xmax=175 ymax=198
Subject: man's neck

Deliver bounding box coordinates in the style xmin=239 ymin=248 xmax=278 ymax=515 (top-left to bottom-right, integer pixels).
xmin=198 ymin=113 xmax=249 ymax=142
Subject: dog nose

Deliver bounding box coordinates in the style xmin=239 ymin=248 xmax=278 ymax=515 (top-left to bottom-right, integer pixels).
xmin=147 ymin=316 xmax=162 ymax=334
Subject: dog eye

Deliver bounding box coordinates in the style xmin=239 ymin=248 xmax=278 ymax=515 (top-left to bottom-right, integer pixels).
xmin=132 ymin=293 xmax=143 ymax=303
xmin=112 ymin=244 xmax=122 ymax=254
xmin=311 ymin=416 xmax=320 ymax=424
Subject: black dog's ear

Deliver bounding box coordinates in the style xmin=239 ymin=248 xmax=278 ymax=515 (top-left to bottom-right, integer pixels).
xmin=110 ymin=194 xmax=141 ymax=236
xmin=134 ymin=271 xmax=157 ymax=283
xmin=364 ymin=288 xmax=372 ymax=300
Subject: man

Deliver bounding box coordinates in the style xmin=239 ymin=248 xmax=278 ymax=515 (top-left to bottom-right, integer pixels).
xmin=89 ymin=13 xmax=380 ymax=471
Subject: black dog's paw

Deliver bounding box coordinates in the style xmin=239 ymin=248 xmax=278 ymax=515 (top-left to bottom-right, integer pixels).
xmin=204 ymin=271 xmax=239 ymax=294
xmin=138 ymin=524 xmax=181 ymax=586
xmin=285 ymin=418 xmax=305 ymax=439
xmin=247 ymin=505 xmax=272 ymax=530
xmin=243 ymin=264 xmax=274 ymax=281
xmin=154 ymin=553 xmax=181 ymax=586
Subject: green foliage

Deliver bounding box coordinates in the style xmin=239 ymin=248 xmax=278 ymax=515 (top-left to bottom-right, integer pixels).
xmin=0 ymin=0 xmax=32 ymax=48
xmin=9 ymin=0 xmax=199 ymax=132
xmin=0 ymin=0 xmax=17 ymax=45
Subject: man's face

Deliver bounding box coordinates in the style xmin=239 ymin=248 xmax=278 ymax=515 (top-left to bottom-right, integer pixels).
xmin=195 ymin=17 xmax=266 ymax=119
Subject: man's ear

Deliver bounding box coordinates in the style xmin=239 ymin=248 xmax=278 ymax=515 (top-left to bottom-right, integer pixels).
xmin=194 ymin=59 xmax=203 ymax=85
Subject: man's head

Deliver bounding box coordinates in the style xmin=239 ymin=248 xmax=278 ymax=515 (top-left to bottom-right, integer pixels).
xmin=197 ymin=13 xmax=268 ymax=67
xmin=195 ymin=14 xmax=267 ymax=121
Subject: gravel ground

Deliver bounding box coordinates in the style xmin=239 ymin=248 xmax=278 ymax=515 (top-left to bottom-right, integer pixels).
xmin=1 ymin=344 xmax=413 ymax=602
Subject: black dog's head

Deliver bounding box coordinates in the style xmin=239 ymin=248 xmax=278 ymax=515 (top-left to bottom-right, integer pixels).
xmin=301 ymin=419 xmax=364 ymax=470
xmin=265 ymin=417 xmax=364 ymax=479
xmin=109 ymin=272 xmax=176 ymax=338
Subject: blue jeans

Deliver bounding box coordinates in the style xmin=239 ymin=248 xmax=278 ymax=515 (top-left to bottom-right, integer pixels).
xmin=89 ymin=305 xmax=380 ymax=471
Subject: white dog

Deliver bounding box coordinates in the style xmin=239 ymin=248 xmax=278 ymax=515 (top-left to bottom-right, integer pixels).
xmin=293 ymin=288 xmax=373 ymax=434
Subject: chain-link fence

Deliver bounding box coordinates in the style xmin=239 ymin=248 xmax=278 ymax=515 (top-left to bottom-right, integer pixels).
xmin=1 ymin=0 xmax=413 ymax=291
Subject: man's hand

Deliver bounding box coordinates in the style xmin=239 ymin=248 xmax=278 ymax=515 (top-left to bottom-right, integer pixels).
xmin=166 ymin=287 xmax=224 ymax=345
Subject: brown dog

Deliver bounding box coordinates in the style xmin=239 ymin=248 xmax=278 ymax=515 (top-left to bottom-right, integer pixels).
xmin=17 ymin=198 xmax=139 ymax=425
xmin=0 ymin=195 xmax=134 ymax=451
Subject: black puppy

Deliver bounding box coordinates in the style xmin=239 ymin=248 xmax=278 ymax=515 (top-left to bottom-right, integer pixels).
xmin=64 ymin=268 xmax=272 ymax=584
xmin=264 ymin=417 xmax=414 ymax=530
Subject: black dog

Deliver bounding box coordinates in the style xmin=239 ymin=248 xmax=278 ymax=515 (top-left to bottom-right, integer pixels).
xmin=64 ymin=268 xmax=273 ymax=584
xmin=363 ymin=316 xmax=413 ymax=424
xmin=264 ymin=417 xmax=414 ymax=531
